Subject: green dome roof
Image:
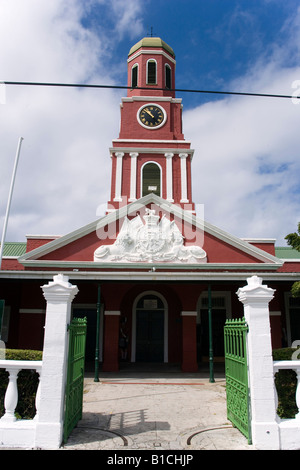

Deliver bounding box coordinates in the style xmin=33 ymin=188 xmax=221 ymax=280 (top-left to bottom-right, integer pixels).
xmin=128 ymin=37 xmax=175 ymax=58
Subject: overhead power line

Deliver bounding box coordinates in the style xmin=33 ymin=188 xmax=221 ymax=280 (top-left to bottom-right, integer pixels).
xmin=2 ymin=80 xmax=300 ymax=100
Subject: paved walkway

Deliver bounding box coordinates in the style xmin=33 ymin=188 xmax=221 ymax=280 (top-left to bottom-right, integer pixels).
xmin=63 ymin=364 xmax=254 ymax=451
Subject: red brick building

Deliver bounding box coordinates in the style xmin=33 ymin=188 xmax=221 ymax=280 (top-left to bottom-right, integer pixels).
xmin=0 ymin=37 xmax=300 ymax=372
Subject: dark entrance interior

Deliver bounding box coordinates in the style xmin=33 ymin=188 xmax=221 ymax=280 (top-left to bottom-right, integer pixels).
xmin=197 ymin=309 xmax=226 ymax=362
xmin=289 ymin=297 xmax=300 ymax=343
xmin=136 ymin=294 xmax=164 ymax=362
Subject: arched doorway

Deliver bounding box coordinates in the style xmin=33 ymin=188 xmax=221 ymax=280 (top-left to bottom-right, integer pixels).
xmin=131 ymin=292 xmax=168 ymax=363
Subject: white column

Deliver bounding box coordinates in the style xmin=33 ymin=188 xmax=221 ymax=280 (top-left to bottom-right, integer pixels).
xmin=35 ymin=274 xmax=78 ymax=449
xmin=129 ymin=152 xmax=138 ymax=201
xmin=113 ymin=152 xmax=124 ymax=202
xmin=179 ymin=153 xmax=189 ymax=203
xmin=1 ymin=368 xmax=20 ymax=422
xmin=165 ymin=152 xmax=174 ymax=202
xmin=237 ymin=275 xmax=280 ymax=450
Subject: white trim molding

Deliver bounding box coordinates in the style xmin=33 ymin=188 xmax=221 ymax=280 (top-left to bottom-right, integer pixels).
xmin=129 ymin=152 xmax=138 ymax=201
xmin=179 ymin=153 xmax=189 ymax=203
xmin=181 ymin=311 xmax=197 ymax=316
xmin=113 ymin=152 xmax=124 ymax=202
xmin=165 ymin=153 xmax=174 ymax=202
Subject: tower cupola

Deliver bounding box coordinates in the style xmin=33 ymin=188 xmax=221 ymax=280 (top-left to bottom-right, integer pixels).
xmin=127 ymin=37 xmax=176 ymax=98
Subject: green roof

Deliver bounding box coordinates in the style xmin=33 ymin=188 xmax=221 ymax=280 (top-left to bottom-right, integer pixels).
xmin=129 ymin=37 xmax=175 ymax=58
xmin=275 ymin=247 xmax=300 ymax=259
xmin=0 ymin=242 xmax=27 ymax=257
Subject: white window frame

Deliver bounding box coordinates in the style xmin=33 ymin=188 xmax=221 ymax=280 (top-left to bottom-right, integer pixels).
xmin=131 ymin=63 xmax=138 ymax=88
xmin=146 ymin=58 xmax=157 ymax=85
xmin=165 ymin=63 xmax=172 ymax=89
xmin=140 ymin=160 xmax=162 ymax=198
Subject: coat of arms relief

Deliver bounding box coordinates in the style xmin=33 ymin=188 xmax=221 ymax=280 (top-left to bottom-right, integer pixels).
xmin=94 ymin=209 xmax=207 ymax=263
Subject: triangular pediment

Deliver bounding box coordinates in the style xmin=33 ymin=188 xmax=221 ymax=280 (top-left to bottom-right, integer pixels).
xmin=19 ymin=194 xmax=282 ymax=269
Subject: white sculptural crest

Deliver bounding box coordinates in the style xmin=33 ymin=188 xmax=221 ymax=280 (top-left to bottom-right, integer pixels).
xmin=94 ymin=209 xmax=207 ymax=264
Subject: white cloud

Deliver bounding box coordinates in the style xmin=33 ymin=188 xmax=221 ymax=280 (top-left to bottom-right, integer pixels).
xmin=0 ymin=0 xmax=123 ymax=240
xmin=109 ymin=0 xmax=145 ymax=39
xmin=184 ymin=55 xmax=300 ymax=243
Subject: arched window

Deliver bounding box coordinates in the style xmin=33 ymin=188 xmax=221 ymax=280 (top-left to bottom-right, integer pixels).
xmin=165 ymin=64 xmax=171 ymax=89
xmin=142 ymin=162 xmax=161 ymax=196
xmin=147 ymin=59 xmax=157 ymax=84
xmin=131 ymin=64 xmax=138 ymax=88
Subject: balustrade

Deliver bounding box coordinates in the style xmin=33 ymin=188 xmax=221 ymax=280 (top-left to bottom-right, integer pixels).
xmin=273 ymin=360 xmax=300 ymax=420
xmin=0 ymin=360 xmax=42 ymax=422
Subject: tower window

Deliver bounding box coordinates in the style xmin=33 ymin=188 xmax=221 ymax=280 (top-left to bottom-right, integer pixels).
xmin=142 ymin=162 xmax=161 ymax=196
xmin=131 ymin=64 xmax=138 ymax=88
xmin=147 ymin=59 xmax=157 ymax=85
xmin=165 ymin=64 xmax=171 ymax=89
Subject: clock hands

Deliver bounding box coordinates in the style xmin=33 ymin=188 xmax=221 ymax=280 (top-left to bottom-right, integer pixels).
xmin=144 ymin=108 xmax=155 ymax=119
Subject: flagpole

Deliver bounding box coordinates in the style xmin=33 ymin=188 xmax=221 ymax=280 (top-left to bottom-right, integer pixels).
xmin=0 ymin=137 xmax=24 ymax=270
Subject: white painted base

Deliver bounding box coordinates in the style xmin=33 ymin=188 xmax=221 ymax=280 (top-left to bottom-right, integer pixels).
xmin=252 ymin=422 xmax=280 ymax=450
xmin=34 ymin=421 xmax=63 ymax=449
xmin=0 ymin=420 xmax=36 ymax=449
xmin=279 ymin=420 xmax=300 ymax=450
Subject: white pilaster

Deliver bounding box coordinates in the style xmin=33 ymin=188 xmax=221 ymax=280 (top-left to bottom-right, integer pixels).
xmin=129 ymin=152 xmax=138 ymax=201
xmin=237 ymin=275 xmax=280 ymax=450
xmin=165 ymin=152 xmax=174 ymax=202
xmin=113 ymin=152 xmax=124 ymax=202
xmin=35 ymin=274 xmax=78 ymax=449
xmin=179 ymin=153 xmax=189 ymax=203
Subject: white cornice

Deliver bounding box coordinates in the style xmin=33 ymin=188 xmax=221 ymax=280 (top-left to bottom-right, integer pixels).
xmin=112 ymin=139 xmax=191 ymax=144
xmin=109 ymin=147 xmax=194 ymax=156
xmin=241 ymin=238 xmax=277 ymax=243
xmin=0 ymin=269 xmax=296 ymax=282
xmin=26 ymin=234 xmax=62 ymax=239
xmin=18 ymin=259 xmax=281 ymax=271
xmin=127 ymin=49 xmax=176 ymax=65
xmin=121 ymin=96 xmax=182 ymax=103
xmin=280 ymin=259 xmax=300 ymax=262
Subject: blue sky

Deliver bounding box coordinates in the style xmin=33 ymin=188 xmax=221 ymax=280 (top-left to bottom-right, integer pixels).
xmin=0 ymin=0 xmax=300 ymax=246
xmin=81 ymin=0 xmax=300 ymax=107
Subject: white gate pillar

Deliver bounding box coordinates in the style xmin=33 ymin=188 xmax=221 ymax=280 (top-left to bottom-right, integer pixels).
xmin=237 ymin=275 xmax=280 ymax=450
xmin=35 ymin=274 xmax=78 ymax=449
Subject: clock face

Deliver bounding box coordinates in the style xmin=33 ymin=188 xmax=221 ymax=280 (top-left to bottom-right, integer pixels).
xmin=138 ymin=104 xmax=166 ymax=129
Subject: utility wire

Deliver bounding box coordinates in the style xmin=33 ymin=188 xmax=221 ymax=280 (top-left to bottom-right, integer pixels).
xmin=2 ymin=80 xmax=300 ymax=100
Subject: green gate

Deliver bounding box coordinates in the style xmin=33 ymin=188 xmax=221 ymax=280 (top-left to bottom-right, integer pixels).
xmin=224 ymin=318 xmax=251 ymax=444
xmin=64 ymin=317 xmax=87 ymax=443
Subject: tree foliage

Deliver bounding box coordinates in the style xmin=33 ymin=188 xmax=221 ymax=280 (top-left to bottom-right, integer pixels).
xmin=285 ymin=222 xmax=300 ymax=297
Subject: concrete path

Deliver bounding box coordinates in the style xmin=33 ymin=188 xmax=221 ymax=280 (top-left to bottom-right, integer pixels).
xmin=63 ymin=364 xmax=254 ymax=451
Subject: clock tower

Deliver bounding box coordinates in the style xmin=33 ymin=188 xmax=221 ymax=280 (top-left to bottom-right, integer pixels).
xmin=108 ymin=37 xmax=195 ymax=212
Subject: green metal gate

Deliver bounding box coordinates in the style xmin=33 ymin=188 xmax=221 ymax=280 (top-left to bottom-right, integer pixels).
xmin=224 ymin=318 xmax=251 ymax=444
xmin=64 ymin=317 xmax=87 ymax=443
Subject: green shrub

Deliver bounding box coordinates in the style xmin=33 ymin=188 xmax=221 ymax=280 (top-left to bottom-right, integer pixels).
xmin=0 ymin=349 xmax=43 ymax=419
xmin=273 ymin=348 xmax=298 ymax=419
